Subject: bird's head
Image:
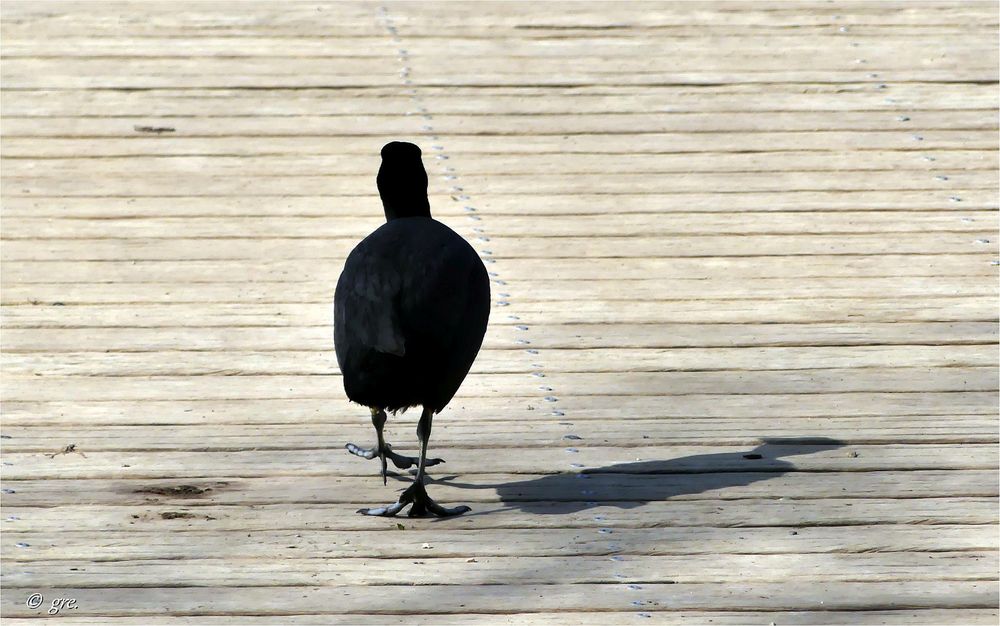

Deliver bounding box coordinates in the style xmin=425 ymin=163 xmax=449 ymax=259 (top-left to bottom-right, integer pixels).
xmin=377 ymin=141 xmax=431 ymax=221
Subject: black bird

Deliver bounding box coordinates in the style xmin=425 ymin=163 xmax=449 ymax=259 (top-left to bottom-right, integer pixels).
xmin=334 ymin=141 xmax=490 ymax=517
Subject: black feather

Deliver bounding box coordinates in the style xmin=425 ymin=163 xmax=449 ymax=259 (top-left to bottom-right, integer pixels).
xmin=334 ymin=142 xmax=490 ymax=413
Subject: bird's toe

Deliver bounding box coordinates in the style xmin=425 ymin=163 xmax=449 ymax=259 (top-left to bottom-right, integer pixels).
xmin=357 ymin=501 xmax=408 ymax=517
xmin=345 ymin=443 xmax=378 ymax=460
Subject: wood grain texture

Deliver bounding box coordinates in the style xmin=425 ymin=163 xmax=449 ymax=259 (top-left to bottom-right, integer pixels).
xmin=1 ymin=0 xmax=997 ymax=624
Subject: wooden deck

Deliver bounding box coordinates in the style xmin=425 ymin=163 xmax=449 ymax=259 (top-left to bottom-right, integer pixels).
xmin=2 ymin=1 xmax=998 ymax=623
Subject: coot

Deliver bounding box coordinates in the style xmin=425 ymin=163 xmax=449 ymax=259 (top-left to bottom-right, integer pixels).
xmin=334 ymin=141 xmax=490 ymax=517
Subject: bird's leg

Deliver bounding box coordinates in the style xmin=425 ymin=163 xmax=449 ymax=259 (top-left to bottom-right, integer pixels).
xmin=410 ymin=407 xmax=471 ymax=517
xmin=344 ymin=407 xmax=390 ymax=484
xmin=346 ymin=407 xmax=443 ymax=486
xmin=358 ymin=406 xmax=470 ymax=517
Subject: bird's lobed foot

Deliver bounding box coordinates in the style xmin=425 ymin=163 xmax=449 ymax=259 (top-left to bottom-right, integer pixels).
xmin=357 ymin=480 xmax=471 ymax=518
xmin=345 ymin=442 xmax=444 ymax=471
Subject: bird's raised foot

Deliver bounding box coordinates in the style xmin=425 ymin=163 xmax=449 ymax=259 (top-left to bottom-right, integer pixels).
xmin=356 ymin=480 xmax=471 ymax=518
xmin=345 ymin=442 xmax=444 ymax=485
xmin=345 ymin=442 xmax=443 ymax=470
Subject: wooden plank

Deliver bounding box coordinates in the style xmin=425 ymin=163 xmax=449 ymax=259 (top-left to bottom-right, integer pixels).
xmin=4 ymin=524 xmax=997 ymax=560
xmin=499 ymin=297 xmax=998 ymax=323
xmin=4 ymin=254 xmax=997 ymax=284
xmin=5 ymin=150 xmax=997 ymax=178
xmin=3 ymin=416 xmax=997 ymax=450
xmin=6 ymin=68 xmax=995 ymax=89
xmin=3 ymin=54 xmax=997 ymax=79
xmin=2 ymin=253 xmax=996 ymax=287
xmin=2 ymin=443 xmax=997 ymax=480
xmin=3 ymin=191 xmax=996 ymax=218
xmin=2 ymin=256 xmax=995 ymax=286
xmin=3 ymin=277 xmax=995 ymax=305
xmin=2 ymin=1 xmax=995 ymax=25
xmin=2 ymin=212 xmax=994 ymax=239
xmin=2 ymin=111 xmax=996 ymax=136
xmin=4 ymin=130 xmax=995 ymax=157
xmin=5 ymin=497 xmax=997 ymax=532
xmin=3 ymin=366 xmax=996 ymax=401
xmin=4 ymin=610 xmax=997 ymax=626
xmin=3 ymin=297 xmax=995 ymax=327
xmin=2 ymin=11 xmax=996 ymax=36
xmin=3 ymin=321 xmax=994 ymax=349
xmin=3 ymin=471 xmax=996 ymax=507
xmin=3 ymin=11 xmax=998 ymax=36
xmin=4 ymin=85 xmax=998 ymax=116
xmin=5 ymin=36 xmax=994 ymax=58
xmin=5 ymin=234 xmax=990 ymax=260
xmin=2 ymin=582 xmax=997 ymax=618
xmin=0 ymin=14 xmax=899 ymax=41
xmin=5 ymin=171 xmax=996 ymax=196
xmin=1 ymin=1 xmax=994 ymax=24
xmin=3 ymin=24 xmax=993 ymax=44
xmin=3 ymin=13 xmax=995 ymax=35
xmin=2 ymin=346 xmax=995 ymax=377
xmin=6 ymin=552 xmax=996 ymax=588
xmin=2 ymin=297 xmax=996 ymax=327
xmin=4 ymin=391 xmax=994 ymax=426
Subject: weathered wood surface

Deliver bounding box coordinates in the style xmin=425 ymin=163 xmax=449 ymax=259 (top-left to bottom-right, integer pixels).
xmin=2 ymin=0 xmax=997 ymax=624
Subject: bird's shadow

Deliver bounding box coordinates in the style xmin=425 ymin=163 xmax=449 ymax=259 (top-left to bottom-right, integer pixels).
xmin=432 ymin=437 xmax=845 ymax=516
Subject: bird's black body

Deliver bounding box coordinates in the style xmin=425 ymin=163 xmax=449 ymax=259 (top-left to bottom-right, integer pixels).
xmin=334 ymin=217 xmax=490 ymax=413
xmin=333 ymin=141 xmax=489 ymax=517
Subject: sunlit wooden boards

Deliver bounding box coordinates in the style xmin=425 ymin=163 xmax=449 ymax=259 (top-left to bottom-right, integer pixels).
xmin=1 ymin=0 xmax=998 ymax=624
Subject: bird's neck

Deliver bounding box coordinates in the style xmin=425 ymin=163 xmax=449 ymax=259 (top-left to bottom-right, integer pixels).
xmin=382 ymin=197 xmax=432 ymax=221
